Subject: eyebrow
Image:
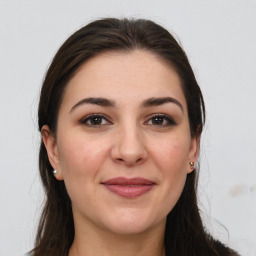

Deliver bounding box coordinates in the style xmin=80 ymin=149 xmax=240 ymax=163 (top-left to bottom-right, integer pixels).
xmin=142 ymin=97 xmax=184 ymax=112
xmin=70 ymin=96 xmax=183 ymax=113
xmin=70 ymin=97 xmax=115 ymax=113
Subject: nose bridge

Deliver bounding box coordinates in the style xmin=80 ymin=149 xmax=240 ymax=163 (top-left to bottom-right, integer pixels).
xmin=111 ymin=119 xmax=147 ymax=165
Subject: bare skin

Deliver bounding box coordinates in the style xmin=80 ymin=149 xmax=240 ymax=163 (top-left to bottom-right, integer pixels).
xmin=69 ymin=219 xmax=166 ymax=256
xmin=42 ymin=50 xmax=199 ymax=256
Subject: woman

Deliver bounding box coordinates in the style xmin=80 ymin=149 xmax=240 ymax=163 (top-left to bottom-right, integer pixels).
xmin=30 ymin=18 xmax=239 ymax=256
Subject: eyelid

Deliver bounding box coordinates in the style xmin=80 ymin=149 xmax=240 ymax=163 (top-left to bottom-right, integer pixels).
xmin=144 ymin=114 xmax=177 ymax=126
xmin=80 ymin=113 xmax=112 ymax=126
xmin=79 ymin=113 xmax=176 ymax=127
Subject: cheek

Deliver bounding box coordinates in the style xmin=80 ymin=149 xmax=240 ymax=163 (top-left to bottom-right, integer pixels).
xmin=150 ymin=135 xmax=190 ymax=173
xmin=57 ymin=133 xmax=110 ymax=178
xmin=56 ymin=134 xmax=111 ymax=209
xmin=149 ymin=135 xmax=190 ymax=204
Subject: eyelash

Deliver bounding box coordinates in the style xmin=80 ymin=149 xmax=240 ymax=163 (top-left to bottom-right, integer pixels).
xmin=80 ymin=114 xmax=111 ymax=126
xmin=80 ymin=114 xmax=176 ymax=127
xmin=145 ymin=114 xmax=176 ymax=126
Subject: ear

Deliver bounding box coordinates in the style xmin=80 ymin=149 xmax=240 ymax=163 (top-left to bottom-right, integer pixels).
xmin=41 ymin=125 xmax=63 ymax=180
xmin=187 ymin=134 xmax=200 ymax=174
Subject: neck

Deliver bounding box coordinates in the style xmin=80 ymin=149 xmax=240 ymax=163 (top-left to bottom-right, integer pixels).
xmin=69 ymin=218 xmax=166 ymax=256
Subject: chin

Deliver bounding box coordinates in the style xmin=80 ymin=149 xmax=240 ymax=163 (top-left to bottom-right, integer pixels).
xmin=101 ymin=210 xmax=164 ymax=236
xmin=107 ymin=223 xmax=153 ymax=236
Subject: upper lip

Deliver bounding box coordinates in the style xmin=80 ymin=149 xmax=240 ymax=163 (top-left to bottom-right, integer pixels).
xmin=101 ymin=177 xmax=155 ymax=185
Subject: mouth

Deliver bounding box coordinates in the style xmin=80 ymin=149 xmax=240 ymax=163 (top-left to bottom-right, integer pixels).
xmin=101 ymin=177 xmax=156 ymax=198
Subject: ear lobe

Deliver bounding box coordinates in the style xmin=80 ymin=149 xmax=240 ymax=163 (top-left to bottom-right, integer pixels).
xmin=41 ymin=125 xmax=63 ymax=180
xmin=187 ymin=135 xmax=200 ymax=174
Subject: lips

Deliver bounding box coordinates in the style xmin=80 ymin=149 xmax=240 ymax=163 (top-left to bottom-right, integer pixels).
xmin=101 ymin=177 xmax=155 ymax=198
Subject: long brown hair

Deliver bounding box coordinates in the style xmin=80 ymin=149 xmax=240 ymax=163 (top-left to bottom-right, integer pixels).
xmin=30 ymin=18 xmax=237 ymax=256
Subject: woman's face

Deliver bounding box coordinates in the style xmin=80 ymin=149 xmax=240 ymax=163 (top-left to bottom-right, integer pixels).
xmin=43 ymin=50 xmax=199 ymax=235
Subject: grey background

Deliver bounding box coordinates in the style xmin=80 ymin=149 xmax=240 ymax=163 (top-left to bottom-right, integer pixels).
xmin=0 ymin=1 xmax=255 ymax=255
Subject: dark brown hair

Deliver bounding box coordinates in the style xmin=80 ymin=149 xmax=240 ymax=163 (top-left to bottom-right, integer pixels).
xmin=31 ymin=18 xmax=237 ymax=256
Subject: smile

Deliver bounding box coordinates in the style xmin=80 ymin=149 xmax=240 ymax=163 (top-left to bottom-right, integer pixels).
xmin=101 ymin=177 xmax=156 ymax=198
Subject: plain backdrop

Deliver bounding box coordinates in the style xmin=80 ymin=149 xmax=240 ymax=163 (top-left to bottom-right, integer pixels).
xmin=0 ymin=1 xmax=255 ymax=255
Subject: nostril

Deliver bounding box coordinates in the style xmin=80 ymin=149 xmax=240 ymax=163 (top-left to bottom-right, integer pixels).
xmin=110 ymin=138 xmax=147 ymax=166
xmin=114 ymin=156 xmax=145 ymax=166
xmin=136 ymin=157 xmax=143 ymax=163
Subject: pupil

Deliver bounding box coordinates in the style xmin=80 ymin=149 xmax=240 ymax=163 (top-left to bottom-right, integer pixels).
xmin=153 ymin=117 xmax=163 ymax=125
xmin=91 ymin=117 xmax=102 ymax=125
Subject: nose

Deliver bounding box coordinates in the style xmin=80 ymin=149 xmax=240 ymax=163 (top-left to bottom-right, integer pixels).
xmin=111 ymin=125 xmax=147 ymax=166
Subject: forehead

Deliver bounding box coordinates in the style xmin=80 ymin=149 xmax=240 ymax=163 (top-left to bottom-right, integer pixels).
xmin=61 ymin=50 xmax=187 ymax=110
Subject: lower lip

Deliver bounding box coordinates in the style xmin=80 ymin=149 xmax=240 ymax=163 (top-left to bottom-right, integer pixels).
xmin=103 ymin=184 xmax=155 ymax=198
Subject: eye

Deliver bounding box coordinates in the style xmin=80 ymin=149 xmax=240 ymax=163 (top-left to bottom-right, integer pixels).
xmin=146 ymin=114 xmax=176 ymax=126
xmin=80 ymin=114 xmax=111 ymax=127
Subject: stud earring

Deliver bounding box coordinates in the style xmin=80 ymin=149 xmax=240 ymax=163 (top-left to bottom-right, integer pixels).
xmin=189 ymin=161 xmax=194 ymax=170
xmin=53 ymin=170 xmax=58 ymax=176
